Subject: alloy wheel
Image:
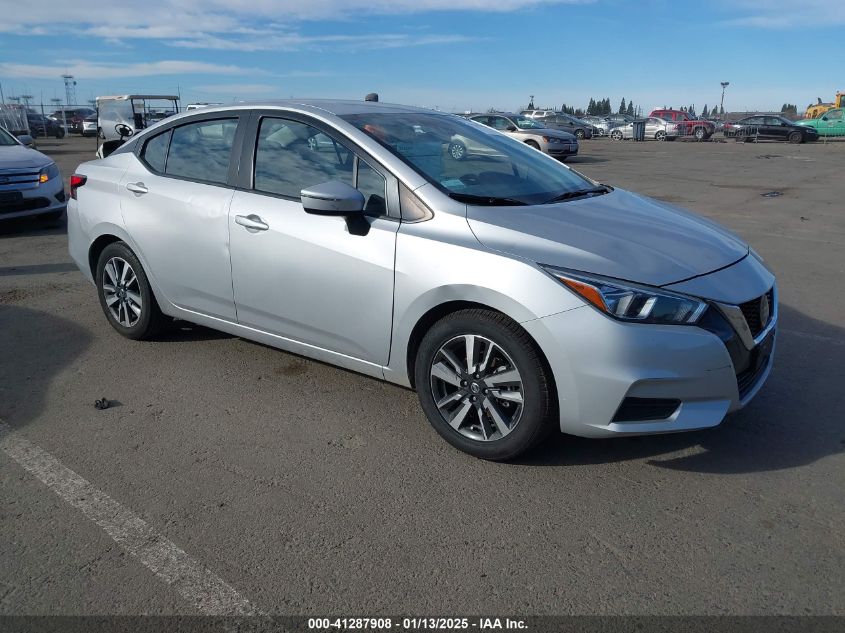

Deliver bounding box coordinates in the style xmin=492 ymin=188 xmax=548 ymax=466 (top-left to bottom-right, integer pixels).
xmin=429 ymin=334 xmax=524 ymax=442
xmin=449 ymin=142 xmax=466 ymax=160
xmin=102 ymin=257 xmax=143 ymax=328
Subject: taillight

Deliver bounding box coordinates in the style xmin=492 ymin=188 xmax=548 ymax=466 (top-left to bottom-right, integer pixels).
xmin=70 ymin=174 xmax=87 ymax=200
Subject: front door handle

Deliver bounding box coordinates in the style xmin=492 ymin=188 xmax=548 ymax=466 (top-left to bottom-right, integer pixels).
xmin=235 ymin=214 xmax=269 ymax=231
xmin=126 ymin=182 xmax=148 ymax=194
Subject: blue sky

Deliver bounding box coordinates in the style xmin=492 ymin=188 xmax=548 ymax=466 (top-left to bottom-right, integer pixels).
xmin=1 ymin=0 xmax=842 ymax=113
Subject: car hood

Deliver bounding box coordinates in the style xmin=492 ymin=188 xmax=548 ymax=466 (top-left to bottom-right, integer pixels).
xmin=517 ymin=128 xmax=577 ymax=141
xmin=0 ymin=145 xmax=52 ymax=170
xmin=466 ymin=188 xmax=749 ymax=287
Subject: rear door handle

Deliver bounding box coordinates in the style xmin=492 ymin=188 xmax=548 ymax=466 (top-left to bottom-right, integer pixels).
xmin=126 ymin=182 xmax=148 ymax=194
xmin=235 ymin=214 xmax=269 ymax=231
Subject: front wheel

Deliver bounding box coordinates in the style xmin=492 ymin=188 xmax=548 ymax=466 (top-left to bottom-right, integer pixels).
xmin=610 ymin=129 xmax=623 ymax=140
xmin=694 ymin=127 xmax=707 ymax=141
xmin=788 ymin=131 xmax=803 ymax=144
xmin=96 ymin=242 xmax=169 ymax=340
xmin=448 ymin=141 xmax=466 ymax=160
xmin=415 ymin=309 xmax=554 ymax=461
xmin=525 ymin=140 xmax=541 ymax=151
xmin=655 ymin=130 xmax=666 ymax=141
xmin=575 ymin=129 xmax=585 ymax=140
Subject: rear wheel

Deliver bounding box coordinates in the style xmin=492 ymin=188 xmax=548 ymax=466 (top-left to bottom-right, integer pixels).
xmin=415 ymin=309 xmax=555 ymax=461
xmin=95 ymin=242 xmax=169 ymax=340
xmin=574 ymin=129 xmax=585 ymax=140
xmin=655 ymin=130 xmax=667 ymax=141
xmin=610 ymin=129 xmax=623 ymax=140
xmin=788 ymin=131 xmax=802 ymax=144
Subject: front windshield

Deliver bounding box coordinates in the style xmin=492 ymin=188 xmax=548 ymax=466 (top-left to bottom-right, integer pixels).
xmin=0 ymin=128 xmax=19 ymax=146
xmin=341 ymin=112 xmax=595 ymax=206
xmin=513 ymin=116 xmax=545 ymax=129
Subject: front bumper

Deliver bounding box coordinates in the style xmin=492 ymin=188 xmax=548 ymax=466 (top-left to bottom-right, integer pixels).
xmin=521 ymin=278 xmax=776 ymax=438
xmin=543 ymin=141 xmax=578 ymax=157
xmin=0 ymin=177 xmax=66 ymax=220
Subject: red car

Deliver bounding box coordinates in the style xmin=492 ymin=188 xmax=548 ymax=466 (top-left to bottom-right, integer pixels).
xmin=649 ymin=109 xmax=715 ymax=140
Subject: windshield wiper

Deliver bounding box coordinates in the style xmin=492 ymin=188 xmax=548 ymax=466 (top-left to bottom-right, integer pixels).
xmin=543 ymin=185 xmax=612 ymax=205
xmin=448 ymin=192 xmax=527 ymax=206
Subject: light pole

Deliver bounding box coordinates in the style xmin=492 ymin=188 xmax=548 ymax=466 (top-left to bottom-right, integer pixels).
xmin=720 ymin=81 xmax=729 ymax=117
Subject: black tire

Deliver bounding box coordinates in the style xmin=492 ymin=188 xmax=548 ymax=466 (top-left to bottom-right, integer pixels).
xmin=574 ymin=129 xmax=585 ymax=140
xmin=448 ymin=141 xmax=467 ymax=161
xmin=415 ymin=309 xmax=555 ymax=461
xmin=788 ymin=131 xmax=802 ymax=144
xmin=95 ymin=241 xmax=169 ymax=340
xmin=55 ymin=129 xmax=65 ymax=139
xmin=525 ymin=139 xmax=541 ymax=151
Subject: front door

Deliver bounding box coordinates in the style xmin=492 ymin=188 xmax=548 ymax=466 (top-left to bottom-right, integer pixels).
xmin=228 ymin=115 xmax=399 ymax=365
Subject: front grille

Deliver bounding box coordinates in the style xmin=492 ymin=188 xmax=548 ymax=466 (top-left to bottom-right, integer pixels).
xmin=0 ymin=196 xmax=50 ymax=214
xmin=737 ymin=353 xmax=771 ymax=399
xmin=612 ymin=397 xmax=681 ymax=423
xmin=739 ymin=289 xmax=774 ymax=337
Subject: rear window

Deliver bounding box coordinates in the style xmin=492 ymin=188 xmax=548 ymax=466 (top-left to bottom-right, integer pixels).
xmin=141 ymin=129 xmax=172 ymax=173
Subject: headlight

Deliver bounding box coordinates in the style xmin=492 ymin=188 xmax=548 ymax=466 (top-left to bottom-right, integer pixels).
xmin=39 ymin=163 xmax=60 ymax=184
xmin=541 ymin=266 xmax=708 ymax=325
xmin=542 ymin=136 xmax=564 ymax=143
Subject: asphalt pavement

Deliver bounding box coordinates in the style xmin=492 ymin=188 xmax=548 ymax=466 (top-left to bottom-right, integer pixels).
xmin=1 ymin=134 xmax=843 ymax=617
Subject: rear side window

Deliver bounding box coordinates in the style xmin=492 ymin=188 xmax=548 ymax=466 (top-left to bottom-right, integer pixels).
xmin=141 ymin=130 xmax=171 ymax=173
xmin=165 ymin=118 xmax=238 ymax=184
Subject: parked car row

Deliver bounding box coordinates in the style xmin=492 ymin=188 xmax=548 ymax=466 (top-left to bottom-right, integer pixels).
xmin=457 ymin=113 xmax=579 ymax=160
xmin=48 ymin=107 xmax=97 ymax=134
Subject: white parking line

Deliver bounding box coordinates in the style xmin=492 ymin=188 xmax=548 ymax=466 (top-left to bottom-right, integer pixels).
xmin=0 ymin=420 xmax=264 ymax=616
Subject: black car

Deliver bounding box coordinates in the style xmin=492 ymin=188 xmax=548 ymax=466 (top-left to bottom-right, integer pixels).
xmin=724 ymin=115 xmax=818 ymax=143
xmin=49 ymin=108 xmax=96 ymax=134
xmin=26 ymin=113 xmax=65 ymax=139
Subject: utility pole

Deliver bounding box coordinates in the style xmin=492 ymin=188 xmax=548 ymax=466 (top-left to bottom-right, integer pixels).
xmin=62 ymin=74 xmax=77 ymax=133
xmin=720 ymin=81 xmax=729 ymax=118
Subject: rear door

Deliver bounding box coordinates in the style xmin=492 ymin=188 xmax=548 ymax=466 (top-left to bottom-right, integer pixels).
xmin=120 ymin=115 xmax=245 ymax=320
xmin=227 ymin=113 xmax=400 ymax=365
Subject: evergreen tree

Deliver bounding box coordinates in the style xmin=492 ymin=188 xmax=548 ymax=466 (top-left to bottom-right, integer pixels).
xmin=626 ymin=101 xmax=634 ymax=116
xmin=619 ymin=98 xmax=626 ymax=114
xmin=702 ymin=104 xmax=709 ymax=117
xmin=688 ymin=104 xmax=696 ymax=116
xmin=603 ymin=98 xmax=611 ymax=115
xmin=587 ymin=98 xmax=596 ymax=115
xmin=720 ymin=105 xmax=725 ymax=115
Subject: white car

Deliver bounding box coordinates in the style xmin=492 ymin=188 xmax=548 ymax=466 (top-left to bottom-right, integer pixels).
xmin=610 ymin=117 xmax=679 ymax=141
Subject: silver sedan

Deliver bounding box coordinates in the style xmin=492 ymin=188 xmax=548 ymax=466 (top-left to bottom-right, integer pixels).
xmin=610 ymin=117 xmax=679 ymax=141
xmin=68 ymin=100 xmax=776 ymax=460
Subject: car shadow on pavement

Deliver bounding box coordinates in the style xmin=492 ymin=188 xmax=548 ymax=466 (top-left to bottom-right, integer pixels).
xmin=158 ymin=320 xmax=233 ymax=342
xmin=0 ymin=215 xmax=67 ymax=239
xmin=517 ymin=304 xmax=844 ymax=475
xmin=0 ymin=305 xmax=92 ymax=430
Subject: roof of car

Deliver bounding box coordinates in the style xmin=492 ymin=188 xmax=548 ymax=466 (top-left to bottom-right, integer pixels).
xmin=215 ymin=99 xmax=445 ymax=116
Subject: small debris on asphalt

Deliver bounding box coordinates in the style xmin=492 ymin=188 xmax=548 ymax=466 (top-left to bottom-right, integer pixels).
xmin=761 ymin=191 xmax=783 ymax=198
xmin=94 ymin=398 xmax=110 ymax=410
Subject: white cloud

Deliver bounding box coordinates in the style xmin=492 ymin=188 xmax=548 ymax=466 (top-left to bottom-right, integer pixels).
xmin=724 ymin=0 xmax=845 ymax=27
xmin=0 ymin=61 xmax=253 ymax=80
xmin=0 ymin=0 xmax=585 ymax=52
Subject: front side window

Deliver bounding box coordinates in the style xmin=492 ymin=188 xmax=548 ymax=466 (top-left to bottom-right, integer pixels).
xmin=342 ymin=112 xmax=595 ymax=206
xmin=253 ymin=117 xmax=353 ymax=198
xmin=165 ymin=118 xmax=238 ymax=184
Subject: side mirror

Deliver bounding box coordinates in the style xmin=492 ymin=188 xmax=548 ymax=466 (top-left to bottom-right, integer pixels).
xmin=506 ymin=125 xmax=517 ymax=132
xmin=301 ymin=181 xmax=365 ymax=216
xmin=115 ymin=124 xmax=134 ymax=139
xmin=16 ymin=134 xmax=35 ymax=148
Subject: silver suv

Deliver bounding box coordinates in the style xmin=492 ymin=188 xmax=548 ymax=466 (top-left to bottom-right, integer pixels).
xmin=68 ymin=100 xmax=776 ymax=460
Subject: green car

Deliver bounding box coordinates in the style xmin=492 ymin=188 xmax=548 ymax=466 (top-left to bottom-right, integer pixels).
xmin=797 ymin=108 xmax=845 ymax=136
